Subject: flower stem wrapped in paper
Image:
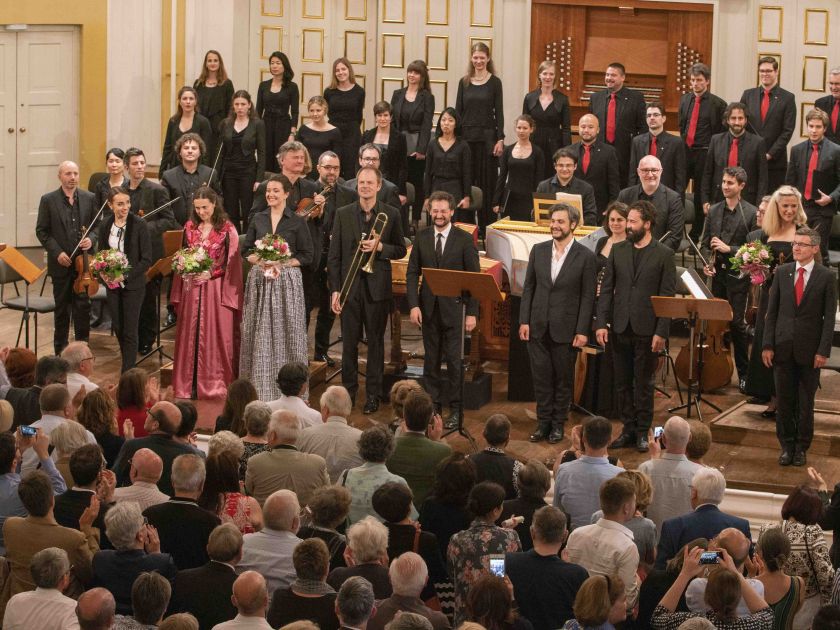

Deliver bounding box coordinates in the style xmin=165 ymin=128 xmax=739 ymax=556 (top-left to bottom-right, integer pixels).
xmin=90 ymin=249 xmax=131 ymax=289
xmin=171 ymin=245 xmax=213 ymax=288
xmin=729 ymin=240 xmax=774 ymax=285
xmin=252 ymin=233 xmax=292 ymax=279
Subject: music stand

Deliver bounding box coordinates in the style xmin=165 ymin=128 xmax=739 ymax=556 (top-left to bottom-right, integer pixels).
xmin=0 ymin=245 xmax=47 ymax=350
xmin=138 ymin=230 xmax=183 ymax=365
xmin=422 ymin=268 xmax=504 ymax=448
xmin=652 ymin=296 xmax=733 ymax=421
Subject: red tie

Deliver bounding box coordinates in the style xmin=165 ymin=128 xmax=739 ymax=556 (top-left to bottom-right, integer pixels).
xmin=606 ymin=93 xmax=617 ymax=143
xmin=727 ymin=137 xmax=739 ymax=167
xmin=832 ymin=100 xmax=839 ymax=134
xmin=795 ymin=267 xmax=805 ymax=306
xmin=582 ymin=144 xmax=591 ymax=174
xmin=805 ymin=143 xmax=819 ymax=200
xmin=761 ymin=89 xmax=770 ymax=122
xmin=686 ymin=95 xmax=701 ymax=147
xmin=649 ymin=134 xmax=657 ymax=157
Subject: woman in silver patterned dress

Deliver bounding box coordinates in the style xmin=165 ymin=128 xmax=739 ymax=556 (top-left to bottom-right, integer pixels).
xmin=239 ymin=174 xmax=313 ymax=400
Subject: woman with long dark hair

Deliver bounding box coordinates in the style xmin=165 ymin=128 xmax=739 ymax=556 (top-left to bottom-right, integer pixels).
xmin=523 ymin=60 xmax=571 ymax=179
xmin=324 ymin=57 xmax=366 ymax=180
xmin=492 ymin=115 xmax=544 ymax=220
xmin=94 ymin=148 xmax=128 ymax=209
xmin=193 ymin=50 xmax=235 ymax=162
xmin=361 ymin=101 xmax=407 ymax=201
xmin=160 ymin=86 xmax=213 ymax=173
xmin=215 ymin=378 xmax=258 ymax=435
xmin=423 ymin=107 xmax=472 ymax=223
xmin=170 ymin=186 xmax=243 ymax=400
xmin=257 ymin=51 xmax=299 ymax=173
xmin=198 ymin=450 xmax=262 ymax=534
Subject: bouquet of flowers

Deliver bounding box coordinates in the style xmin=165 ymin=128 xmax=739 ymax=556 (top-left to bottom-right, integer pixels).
xmin=252 ymin=233 xmax=292 ymax=278
xmin=171 ymin=245 xmax=213 ymax=286
xmin=730 ymin=240 xmax=773 ymax=285
xmin=90 ymin=249 xmax=130 ymax=289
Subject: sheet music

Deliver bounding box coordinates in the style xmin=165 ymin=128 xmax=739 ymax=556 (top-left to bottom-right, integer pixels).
xmin=681 ymin=268 xmax=713 ymax=300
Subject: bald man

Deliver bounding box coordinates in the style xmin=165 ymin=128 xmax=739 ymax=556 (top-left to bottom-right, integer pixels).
xmin=211 ymin=570 xmax=271 ymax=629
xmin=35 ymin=161 xmax=99 ymax=355
xmin=569 ymin=114 xmax=621 ymax=222
xmin=113 ymin=448 xmax=170 ymax=510
xmin=76 ymin=587 xmax=116 ymax=630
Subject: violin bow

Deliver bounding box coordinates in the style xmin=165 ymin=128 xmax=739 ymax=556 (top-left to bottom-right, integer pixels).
xmin=207 ymin=143 xmax=223 ymax=187
xmin=141 ymin=197 xmax=181 ymax=220
xmin=69 ymin=200 xmax=109 ymax=258
xmin=683 ymin=232 xmax=712 ymax=269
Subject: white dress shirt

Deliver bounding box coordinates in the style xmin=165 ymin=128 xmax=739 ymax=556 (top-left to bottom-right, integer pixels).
xmin=212 ymin=614 xmax=273 ymax=629
xmin=550 ymin=239 xmax=573 ymax=283
xmin=113 ymin=481 xmax=170 ymax=511
xmin=238 ymin=528 xmax=301 ymax=597
xmin=267 ymin=395 xmax=322 ymax=428
xmin=66 ymin=372 xmax=98 ymax=400
xmin=795 ymin=259 xmax=815 ymax=290
xmin=434 ymin=223 xmax=452 ymax=254
xmin=20 ymin=414 xmax=97 ymax=477
xmin=2 ymin=587 xmax=80 ymax=630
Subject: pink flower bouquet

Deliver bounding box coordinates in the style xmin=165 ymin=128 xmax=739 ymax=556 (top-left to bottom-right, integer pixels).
xmin=90 ymin=249 xmax=131 ymax=289
xmin=171 ymin=245 xmax=213 ymax=287
xmin=253 ymin=233 xmax=292 ymax=279
xmin=729 ymin=240 xmax=773 ymax=285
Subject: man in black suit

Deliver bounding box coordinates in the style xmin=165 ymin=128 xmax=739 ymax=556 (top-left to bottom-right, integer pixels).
xmin=595 ymin=200 xmax=676 ymax=452
xmin=815 ymin=67 xmax=840 ymax=145
xmin=628 ymin=102 xmax=687 ymax=199
xmin=701 ymin=103 xmax=768 ymax=210
xmin=572 ymin=114 xmax=621 ymax=222
xmin=589 ymin=62 xmax=647 ymax=187
xmin=679 ymin=63 xmax=727 ymax=236
xmin=35 ymin=161 xmax=98 ymax=355
xmin=345 ymin=144 xmax=402 ymax=209
xmin=763 ymin=227 xmax=836 ymax=466
xmin=406 ymin=191 xmax=480 ymax=429
xmin=536 ymin=148 xmax=598 ymax=226
xmin=740 ymin=56 xmax=797 ymax=193
xmin=784 ymin=108 xmax=840 ymax=260
xmin=160 ymin=133 xmax=218 ymax=227
xmin=313 ymin=151 xmax=358 ymax=366
xmin=520 ymin=203 xmax=596 ymax=443
xmin=54 ymin=444 xmax=114 ymax=548
xmin=616 ymin=156 xmax=684 ymax=252
xmin=701 ymin=166 xmax=758 ymax=390
xmin=329 ymin=166 xmax=407 ymax=413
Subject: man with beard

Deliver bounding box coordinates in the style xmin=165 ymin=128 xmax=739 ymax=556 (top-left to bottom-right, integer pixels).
xmin=406 ymin=191 xmax=480 ymax=429
xmin=570 ymin=114 xmax=621 ymax=222
xmin=628 ymin=102 xmax=687 ymax=199
xmin=520 ymin=203 xmax=596 ymax=443
xmin=595 ymin=200 xmax=675 ymax=452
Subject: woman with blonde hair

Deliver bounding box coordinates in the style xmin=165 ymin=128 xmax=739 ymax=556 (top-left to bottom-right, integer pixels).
xmin=50 ymin=421 xmax=94 ymax=487
xmin=296 ymin=96 xmax=342 ymax=178
xmin=563 ymin=574 xmax=627 ymax=629
xmin=522 ymin=60 xmax=571 ymax=179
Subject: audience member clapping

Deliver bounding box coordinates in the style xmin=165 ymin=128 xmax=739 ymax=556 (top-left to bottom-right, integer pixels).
xmin=112 ymin=448 xmax=169 ymax=511
xmin=76 ymin=587 xmax=116 ymax=630
xmin=269 ymin=362 xmax=322 ymax=428
xmin=562 ymin=574 xmax=627 ymax=630
xmin=215 ymin=377 xmax=258 ymax=435
xmin=336 ymin=576 xmax=377 ymax=630
xmin=368 ymin=552 xmax=450 ymax=630
xmin=62 ymin=341 xmax=99 ymax=399
xmin=50 ymin=420 xmax=96 ymax=488
xmin=297 ymin=485 xmax=350 ymax=570
xmin=327 ymin=516 xmax=392 ymax=599
xmin=468 ymin=414 xmax=522 ymax=500
xmin=78 ymin=388 xmax=127 ymax=468
xmin=199 ymin=450 xmax=263 ymax=534
xmin=2 ymin=547 xmax=79 ymax=630
xmin=297 ymin=385 xmax=363 ymax=483
xmin=499 ymin=460 xmax=551 ymax=551
xmin=54 ymin=444 xmax=115 ymax=545
xmin=116 ymin=369 xmax=154 ymax=438
xmin=419 ymin=453 xmax=476 ymax=560
xmin=238 ymin=401 xmax=271 ymax=481
xmin=754 ymin=526 xmax=805 ymax=628
xmin=112 ymin=571 xmax=172 ymax=629
xmin=465 ymin=574 xmax=533 ymax=630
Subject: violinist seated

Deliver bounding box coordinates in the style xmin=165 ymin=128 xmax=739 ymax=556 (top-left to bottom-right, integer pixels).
xmin=35 ymin=161 xmax=98 ymax=355
xmin=700 ymin=166 xmax=757 ymax=392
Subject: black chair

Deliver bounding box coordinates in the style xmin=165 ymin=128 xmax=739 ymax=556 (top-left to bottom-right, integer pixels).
xmin=0 ymin=260 xmax=55 ymax=352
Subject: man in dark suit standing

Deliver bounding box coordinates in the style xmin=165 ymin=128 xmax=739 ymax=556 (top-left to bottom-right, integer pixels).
xmin=329 ymin=166 xmax=406 ymax=413
xmin=345 ymin=144 xmax=402 ymax=209
xmin=35 ymin=162 xmax=98 ymax=355
xmin=763 ymin=227 xmax=836 ymax=467
xmin=520 ymin=203 xmax=596 ymax=443
xmin=679 ymin=63 xmax=727 ymax=237
xmin=595 ymin=200 xmax=676 ymax=452
xmin=571 ymin=114 xmax=621 ymax=222
xmin=628 ymin=102 xmax=687 ymax=199
xmin=740 ymin=56 xmax=797 ymax=193
xmin=815 ymin=67 xmax=840 ymax=145
xmin=784 ymin=108 xmax=840 ymax=260
xmin=702 ymin=103 xmax=768 ymax=210
xmin=536 ymin=148 xmax=598 ymax=226
xmin=406 ymin=191 xmax=480 ymax=429
xmin=701 ymin=166 xmax=758 ymax=390
xmin=616 ymin=156 xmax=684 ymax=252
xmin=589 ymin=62 xmax=647 ymax=188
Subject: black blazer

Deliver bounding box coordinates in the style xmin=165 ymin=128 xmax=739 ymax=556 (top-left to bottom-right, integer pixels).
xmin=589 ymin=87 xmax=647 ymax=161
xmin=535 ymin=176 xmax=598 ymax=227
xmin=702 ymin=132 xmax=768 ymax=206
xmin=345 ymin=176 xmax=402 ymax=210
xmin=160 ymin=114 xmax=213 ymax=173
xmin=35 ymin=188 xmax=99 ymax=278
xmin=739 ymin=85 xmax=796 ymax=170
xmin=92 ymin=549 xmax=177 ymax=615
xmin=616 ymin=184 xmax=684 ymax=252
xmin=160 ymin=164 xmax=219 ymax=226
xmin=595 ymin=239 xmax=676 ymax=338
xmin=522 ymin=89 xmax=572 ymax=149
xmin=815 ymin=95 xmax=840 ymax=144
xmin=570 ymin=140 xmax=621 ymax=217
xmin=54 ymin=489 xmax=113 ymax=549
xmin=143 ymin=499 xmax=222 ymax=571
xmin=242 ymin=205 xmax=314 ymax=268
xmin=97 ymin=212 xmax=153 ymax=290
xmin=218 ymin=118 xmax=267 ymax=181
xmin=701 ymin=200 xmax=758 ymax=264
xmin=520 ymin=239 xmax=597 ymax=343
xmin=360 ymin=128 xmax=408 ymax=194
xmin=764 ymin=261 xmax=836 ymax=364
xmin=678 ymin=91 xmax=727 ymax=146
xmin=628 ymin=132 xmax=688 ymax=195
xmin=784 ymin=138 xmax=840 ymax=216
xmin=173 ymin=561 xmax=238 ymax=629
xmin=127 ymin=179 xmax=179 ymax=262
xmin=327 ymin=201 xmax=406 ymax=302
xmin=391 ymin=88 xmax=435 ymax=157
xmin=405 ymin=224 xmax=480 ymax=320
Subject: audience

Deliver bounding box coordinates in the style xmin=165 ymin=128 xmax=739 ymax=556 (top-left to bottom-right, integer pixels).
xmin=77 ymin=388 xmax=126 ymax=469
xmin=637 ymin=538 xmax=708 ymax=628
xmin=244 ymin=410 xmax=329 ymax=507
xmin=213 ymin=571 xmax=272 ymax=629
xmin=198 ymin=450 xmax=263 ymax=534
xmin=112 ymin=571 xmax=172 ymax=629
xmin=506 ymin=506 xmax=588 ymax=630
xmin=115 ymin=369 xmax=154 ymax=438
xmin=327 ymin=516 xmax=392 ymax=599
xmin=754 ymin=526 xmax=805 ymax=628
xmin=297 ymin=386 xmax=362 ymax=483
xmin=3 ymin=347 xmax=37 ymax=388
xmin=76 ymin=587 xmax=116 ymax=630
xmin=173 ymin=523 xmax=242 ymax=629
xmin=385 ymin=613 xmax=434 ymax=630
xmin=419 ymin=453 xmax=476 ymax=560
xmin=813 ymin=605 xmax=840 ymax=630
xmin=388 ymin=379 xmax=423 ymax=434
xmin=51 ymin=420 xmax=96 ymax=487
xmin=143 ymin=454 xmax=221 ymax=570
xmin=92 ymin=501 xmax=176 ymax=615
xmin=159 ymin=613 xmax=199 ymax=630
xmin=368 ymin=552 xmax=450 ymax=630
xmin=468 ymin=414 xmax=522 ymax=500
xmin=562 ymin=574 xmax=627 ymax=630
xmin=499 ymin=460 xmax=551 ymax=551
xmin=62 ymin=341 xmax=99 ymax=399
xmin=297 ymin=485 xmax=350 ymax=570
xmin=268 ymin=362 xmax=322 ymax=428
xmin=54 ymin=444 xmax=114 ymax=546
xmin=336 ymin=576 xmax=377 ymax=630
xmin=0 ymin=353 xmax=69 ymax=427
xmin=0 ymin=400 xmax=11 ymax=434
xmin=215 ymin=378 xmax=258 ymax=435
xmin=267 ymin=538 xmax=340 ymax=630
xmin=465 ymin=574 xmax=533 ymax=630
xmin=239 ymin=401 xmax=271 ymax=481
xmin=686 ymin=420 xmax=712 ymax=465
xmin=2 ymin=547 xmax=79 ymax=630
xmin=113 ymin=448 xmax=169 ymax=510
xmin=174 ymin=401 xmax=201 ymax=453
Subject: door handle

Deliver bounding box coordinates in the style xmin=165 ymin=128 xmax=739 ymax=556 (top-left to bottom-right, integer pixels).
xmin=18 ymin=128 xmax=25 ymax=133
xmin=6 ymin=128 xmax=13 ymax=134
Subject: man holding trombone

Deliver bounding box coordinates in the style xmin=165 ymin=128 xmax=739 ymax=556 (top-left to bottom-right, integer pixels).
xmin=329 ymin=166 xmax=406 ymax=413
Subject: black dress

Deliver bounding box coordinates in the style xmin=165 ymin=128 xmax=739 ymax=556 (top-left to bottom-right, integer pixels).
xmin=296 ymin=125 xmax=343 ymax=179
xmin=392 ymin=88 xmax=435 ymax=221
xmin=94 ymin=176 xmax=129 ymax=211
xmin=194 ymin=79 xmax=234 ymax=161
xmin=324 ymin=84 xmax=366 ymax=180
xmin=523 ymin=89 xmax=571 ymax=179
xmin=360 ymin=128 xmax=408 ymax=194
xmin=492 ymin=144 xmax=545 ymax=221
xmin=160 ymin=114 xmax=213 ymax=173
xmin=257 ymin=79 xmax=300 ymax=173
xmin=423 ymin=137 xmax=472 ymax=223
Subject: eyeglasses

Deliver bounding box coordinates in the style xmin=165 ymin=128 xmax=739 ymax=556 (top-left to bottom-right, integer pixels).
xmin=792 ymin=241 xmax=816 ymax=248
xmin=81 ymin=356 xmax=95 ymax=363
xmin=638 ymin=168 xmax=662 ymax=175
xmin=360 ymin=157 xmax=380 ymax=164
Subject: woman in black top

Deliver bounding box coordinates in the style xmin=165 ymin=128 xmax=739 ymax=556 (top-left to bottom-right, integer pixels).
xmin=160 ymin=86 xmax=212 ymax=173
xmin=324 ymin=57 xmax=366 ymax=180
xmin=392 ymin=60 xmax=435 ymax=225
xmin=361 ymin=101 xmax=407 ymax=199
xmin=256 ymin=51 xmax=299 ymax=173
xmin=522 ymin=60 xmax=571 ymax=180
xmin=296 ymin=96 xmax=343 ymax=180
xmin=493 ymin=115 xmax=544 ymax=221
xmin=456 ymin=42 xmax=504 ymax=229
xmin=193 ymin=50 xmax=235 ymax=164
xmin=94 ymin=148 xmax=129 ymax=210
xmin=218 ymin=90 xmax=266 ymax=232
xmin=424 ymin=107 xmax=472 ymax=223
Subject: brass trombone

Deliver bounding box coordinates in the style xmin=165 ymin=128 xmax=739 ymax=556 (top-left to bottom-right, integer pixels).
xmin=338 ymin=212 xmax=389 ymax=308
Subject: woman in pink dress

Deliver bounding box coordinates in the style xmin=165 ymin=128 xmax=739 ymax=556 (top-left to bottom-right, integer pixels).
xmin=171 ymin=185 xmax=243 ymax=399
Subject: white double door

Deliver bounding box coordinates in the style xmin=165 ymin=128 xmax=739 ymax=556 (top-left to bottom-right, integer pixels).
xmin=0 ymin=27 xmax=79 ymax=247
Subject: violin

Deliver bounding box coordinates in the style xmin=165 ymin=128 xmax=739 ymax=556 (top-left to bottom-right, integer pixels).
xmin=296 ymin=183 xmax=334 ymax=221
xmin=73 ymin=226 xmax=100 ymax=298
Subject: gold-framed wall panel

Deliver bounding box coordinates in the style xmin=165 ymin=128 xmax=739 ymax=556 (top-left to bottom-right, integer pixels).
xmin=260 ymin=26 xmax=284 ymax=60
xmin=344 ymin=30 xmax=367 ymax=65
xmin=802 ymin=56 xmax=827 ymax=93
xmin=804 ymin=9 xmax=829 ymax=46
xmin=800 ymin=102 xmax=815 ymax=137
xmin=430 ymin=79 xmax=448 ymax=115
xmin=381 ymin=33 xmax=405 ymax=69
xmin=470 ymin=0 xmax=494 ymax=28
xmin=302 ymin=0 xmax=324 ymax=19
xmin=301 ymin=28 xmax=324 ymax=63
xmin=382 ymin=0 xmax=406 ymax=23
xmin=300 ymin=72 xmax=324 ymax=104
xmin=345 ymin=0 xmax=367 ymax=21
xmin=261 ymin=0 xmax=283 ymax=17
xmin=758 ymin=6 xmax=783 ymax=43
xmin=470 ymin=36 xmax=493 ymax=56
xmin=425 ymin=36 xmax=449 ymax=71
xmin=381 ymin=77 xmax=405 ymax=101
xmin=426 ymin=0 xmax=449 ymax=25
